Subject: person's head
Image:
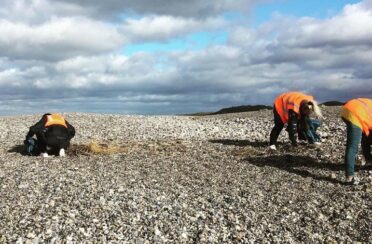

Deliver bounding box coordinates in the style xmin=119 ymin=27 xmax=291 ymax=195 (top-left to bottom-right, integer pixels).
xmin=300 ymin=100 xmax=313 ymax=116
xmin=42 ymin=113 xmax=52 ymax=119
xmin=300 ymin=100 xmax=322 ymax=118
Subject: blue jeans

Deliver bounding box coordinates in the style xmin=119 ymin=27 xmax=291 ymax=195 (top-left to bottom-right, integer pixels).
xmin=298 ymin=118 xmax=321 ymax=143
xmin=343 ymin=118 xmax=362 ymax=177
xmin=25 ymin=138 xmax=40 ymax=156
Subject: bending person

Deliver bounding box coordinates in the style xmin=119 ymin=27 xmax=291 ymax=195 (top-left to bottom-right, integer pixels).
xmin=269 ymin=91 xmax=322 ymax=150
xmin=25 ymin=113 xmax=75 ymax=157
xmin=341 ymin=98 xmax=372 ymax=185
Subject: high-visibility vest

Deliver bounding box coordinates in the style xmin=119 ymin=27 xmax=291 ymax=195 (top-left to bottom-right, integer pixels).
xmin=342 ymin=98 xmax=372 ymax=136
xmin=274 ymin=92 xmax=314 ymax=124
xmin=44 ymin=114 xmax=67 ymax=128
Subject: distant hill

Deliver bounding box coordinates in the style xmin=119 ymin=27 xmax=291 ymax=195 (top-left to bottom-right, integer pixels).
xmin=186 ymin=100 xmax=345 ymax=116
xmin=186 ymin=104 xmax=273 ymax=116
xmin=212 ymin=105 xmax=273 ymax=115
xmin=320 ymin=101 xmax=344 ymax=106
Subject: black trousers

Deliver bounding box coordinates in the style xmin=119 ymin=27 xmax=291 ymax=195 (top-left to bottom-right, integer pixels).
xmin=269 ymin=108 xmax=284 ymax=145
xmin=362 ymin=133 xmax=372 ymax=160
xmin=36 ymin=130 xmax=70 ymax=153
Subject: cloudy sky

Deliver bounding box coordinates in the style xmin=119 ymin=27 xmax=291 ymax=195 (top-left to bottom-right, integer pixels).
xmin=0 ymin=0 xmax=371 ymax=115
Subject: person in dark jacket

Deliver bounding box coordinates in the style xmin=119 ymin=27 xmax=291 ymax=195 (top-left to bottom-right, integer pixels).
xmin=25 ymin=113 xmax=75 ymax=157
xmin=269 ymin=91 xmax=322 ymax=150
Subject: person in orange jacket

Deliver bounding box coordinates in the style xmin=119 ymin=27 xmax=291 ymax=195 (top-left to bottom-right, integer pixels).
xmin=269 ymin=91 xmax=323 ymax=150
xmin=341 ymin=98 xmax=372 ymax=185
xmin=25 ymin=113 xmax=75 ymax=157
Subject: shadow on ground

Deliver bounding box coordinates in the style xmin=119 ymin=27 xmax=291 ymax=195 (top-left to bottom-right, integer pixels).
xmin=209 ymin=139 xmax=276 ymax=148
xmin=8 ymin=144 xmax=27 ymax=155
xmin=7 ymin=143 xmax=103 ymax=156
xmin=8 ymin=144 xmax=67 ymax=156
xmin=245 ymin=154 xmax=345 ymax=184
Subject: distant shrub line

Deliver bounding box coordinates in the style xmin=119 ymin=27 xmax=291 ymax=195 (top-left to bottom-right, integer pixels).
xmin=186 ymin=100 xmax=344 ymax=116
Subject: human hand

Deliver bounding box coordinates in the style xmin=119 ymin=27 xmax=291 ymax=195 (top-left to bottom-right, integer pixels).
xmin=356 ymin=156 xmax=366 ymax=166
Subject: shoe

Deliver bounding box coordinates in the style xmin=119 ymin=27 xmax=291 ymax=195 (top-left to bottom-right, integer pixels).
xmin=309 ymin=141 xmax=322 ymax=148
xmin=269 ymin=145 xmax=277 ymax=150
xmin=41 ymin=152 xmax=49 ymax=158
xmin=344 ymin=177 xmax=360 ymax=186
xmin=59 ymin=148 xmax=66 ymax=157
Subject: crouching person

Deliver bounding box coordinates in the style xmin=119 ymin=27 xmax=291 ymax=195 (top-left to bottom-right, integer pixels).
xmin=341 ymin=98 xmax=372 ymax=185
xmin=269 ymin=91 xmax=322 ymax=150
xmin=24 ymin=113 xmax=75 ymax=157
xmin=297 ymin=116 xmax=322 ymax=145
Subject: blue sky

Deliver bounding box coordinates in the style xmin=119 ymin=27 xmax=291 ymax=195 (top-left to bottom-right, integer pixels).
xmin=123 ymin=0 xmax=363 ymax=56
xmin=0 ymin=0 xmax=371 ymax=115
xmin=124 ymin=31 xmax=229 ymax=56
xmin=254 ymin=0 xmax=362 ymax=22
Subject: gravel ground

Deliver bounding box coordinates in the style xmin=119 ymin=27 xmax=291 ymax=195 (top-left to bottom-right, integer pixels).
xmin=0 ymin=107 xmax=371 ymax=243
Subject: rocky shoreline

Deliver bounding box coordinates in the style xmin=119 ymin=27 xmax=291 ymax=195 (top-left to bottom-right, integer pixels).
xmin=0 ymin=107 xmax=371 ymax=242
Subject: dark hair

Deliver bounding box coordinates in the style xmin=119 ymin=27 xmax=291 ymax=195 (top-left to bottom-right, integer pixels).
xmin=299 ymin=114 xmax=310 ymax=131
xmin=299 ymin=101 xmax=313 ymax=131
xmin=300 ymin=101 xmax=313 ymax=115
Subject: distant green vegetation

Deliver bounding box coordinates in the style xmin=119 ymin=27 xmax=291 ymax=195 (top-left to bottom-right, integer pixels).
xmin=211 ymin=105 xmax=273 ymax=115
xmin=186 ymin=105 xmax=273 ymax=116
xmin=320 ymin=101 xmax=344 ymax=106
xmin=186 ymin=100 xmax=345 ymax=116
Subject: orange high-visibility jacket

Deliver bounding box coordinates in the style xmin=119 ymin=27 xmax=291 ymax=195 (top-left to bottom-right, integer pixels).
xmin=44 ymin=114 xmax=67 ymax=128
xmin=342 ymin=98 xmax=372 ymax=136
xmin=274 ymin=92 xmax=314 ymax=124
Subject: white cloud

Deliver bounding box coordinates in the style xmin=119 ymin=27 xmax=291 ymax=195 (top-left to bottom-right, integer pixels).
xmin=122 ymin=16 xmax=199 ymax=41
xmin=284 ymin=3 xmax=372 ymax=48
xmin=0 ymin=68 xmax=19 ymax=85
xmin=56 ymin=55 xmax=128 ymax=73
xmin=0 ymin=0 xmax=87 ymax=24
xmin=0 ymin=17 xmax=125 ymax=61
xmin=52 ymin=0 xmax=258 ymax=18
xmin=121 ymin=15 xmax=226 ymax=42
xmin=260 ymin=1 xmax=372 ymax=55
xmin=0 ymin=0 xmax=372 ymax=114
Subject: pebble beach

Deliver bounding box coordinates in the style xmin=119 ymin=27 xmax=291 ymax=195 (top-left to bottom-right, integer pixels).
xmin=0 ymin=107 xmax=371 ymax=243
